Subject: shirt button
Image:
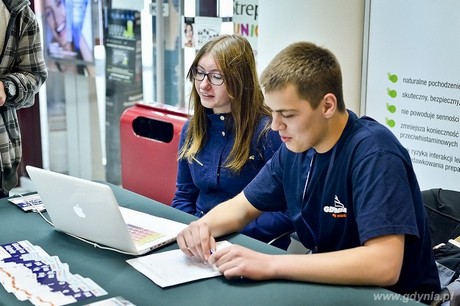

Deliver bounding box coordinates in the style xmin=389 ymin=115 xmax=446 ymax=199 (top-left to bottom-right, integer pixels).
xmin=220 ymin=115 xmax=225 ymax=120
xmin=221 ymin=131 xmax=225 ymax=136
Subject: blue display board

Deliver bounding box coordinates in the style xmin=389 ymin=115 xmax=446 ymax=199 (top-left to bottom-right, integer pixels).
xmin=42 ymin=0 xmax=94 ymax=65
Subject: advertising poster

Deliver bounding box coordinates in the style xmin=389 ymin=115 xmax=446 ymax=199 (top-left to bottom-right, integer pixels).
xmin=363 ymin=0 xmax=460 ymax=190
xmin=182 ymin=16 xmax=195 ymax=49
xmin=104 ymin=8 xmax=143 ymax=185
xmin=194 ymin=16 xmax=221 ymax=49
xmin=105 ymin=10 xmax=142 ymax=84
xmin=42 ymin=0 xmax=94 ymax=75
xmin=233 ymin=0 xmax=258 ymax=56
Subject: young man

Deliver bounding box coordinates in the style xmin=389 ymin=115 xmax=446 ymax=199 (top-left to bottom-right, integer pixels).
xmin=176 ymin=42 xmax=441 ymax=303
xmin=0 ymin=0 xmax=47 ymax=197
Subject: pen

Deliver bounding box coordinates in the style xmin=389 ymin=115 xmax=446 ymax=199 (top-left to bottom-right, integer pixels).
xmin=192 ymin=156 xmax=204 ymax=166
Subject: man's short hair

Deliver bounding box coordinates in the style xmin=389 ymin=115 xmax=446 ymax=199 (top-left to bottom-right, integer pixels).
xmin=260 ymin=42 xmax=345 ymax=111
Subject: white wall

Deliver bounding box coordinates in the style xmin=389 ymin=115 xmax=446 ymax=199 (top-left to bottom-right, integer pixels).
xmin=258 ymin=0 xmax=365 ymax=114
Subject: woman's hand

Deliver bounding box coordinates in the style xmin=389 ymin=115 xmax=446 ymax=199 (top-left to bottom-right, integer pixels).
xmin=177 ymin=220 xmax=217 ymax=261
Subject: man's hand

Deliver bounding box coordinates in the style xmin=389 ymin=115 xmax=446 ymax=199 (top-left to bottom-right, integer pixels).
xmin=0 ymin=81 xmax=6 ymax=106
xmin=209 ymin=245 xmax=273 ymax=280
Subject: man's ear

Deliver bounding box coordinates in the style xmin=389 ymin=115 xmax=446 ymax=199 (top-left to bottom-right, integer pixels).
xmin=322 ymin=93 xmax=338 ymax=118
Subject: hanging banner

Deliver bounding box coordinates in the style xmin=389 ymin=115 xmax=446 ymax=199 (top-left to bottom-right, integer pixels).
xmin=363 ymin=0 xmax=460 ymax=191
xmin=233 ymin=0 xmax=258 ymax=56
xmin=105 ymin=8 xmax=143 ymax=185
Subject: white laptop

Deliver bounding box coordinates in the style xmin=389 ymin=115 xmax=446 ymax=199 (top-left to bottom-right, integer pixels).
xmin=26 ymin=165 xmax=187 ymax=256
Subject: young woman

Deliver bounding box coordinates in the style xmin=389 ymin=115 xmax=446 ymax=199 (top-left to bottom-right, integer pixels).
xmin=172 ymin=34 xmax=293 ymax=249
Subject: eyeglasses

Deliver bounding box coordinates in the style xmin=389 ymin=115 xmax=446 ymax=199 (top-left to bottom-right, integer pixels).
xmin=191 ymin=68 xmax=225 ymax=86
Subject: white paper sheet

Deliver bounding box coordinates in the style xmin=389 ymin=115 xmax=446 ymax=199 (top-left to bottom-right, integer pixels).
xmin=126 ymin=241 xmax=232 ymax=288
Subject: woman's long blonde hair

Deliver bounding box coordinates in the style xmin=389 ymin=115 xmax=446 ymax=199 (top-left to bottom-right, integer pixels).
xmin=179 ymin=34 xmax=270 ymax=172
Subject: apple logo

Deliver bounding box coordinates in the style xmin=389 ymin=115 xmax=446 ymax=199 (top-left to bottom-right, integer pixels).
xmin=73 ymin=204 xmax=86 ymax=218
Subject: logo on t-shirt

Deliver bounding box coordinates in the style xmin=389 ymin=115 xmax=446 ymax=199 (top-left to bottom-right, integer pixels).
xmin=323 ymin=195 xmax=347 ymax=218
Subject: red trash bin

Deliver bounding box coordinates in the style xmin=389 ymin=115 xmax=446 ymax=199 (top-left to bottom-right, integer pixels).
xmin=120 ymin=103 xmax=188 ymax=205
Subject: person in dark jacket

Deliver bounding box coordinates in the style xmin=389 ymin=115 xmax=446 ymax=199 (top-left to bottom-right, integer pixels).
xmin=172 ymin=34 xmax=293 ymax=249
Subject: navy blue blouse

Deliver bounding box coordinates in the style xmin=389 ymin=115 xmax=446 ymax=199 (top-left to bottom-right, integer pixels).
xmin=172 ymin=113 xmax=293 ymax=249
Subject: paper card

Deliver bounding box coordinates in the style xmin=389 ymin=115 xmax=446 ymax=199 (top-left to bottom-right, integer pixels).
xmin=0 ymin=240 xmax=38 ymax=260
xmin=0 ymin=240 xmax=107 ymax=305
xmin=8 ymin=193 xmax=46 ymax=212
xmin=84 ymin=296 xmax=136 ymax=306
xmin=78 ymin=277 xmax=108 ymax=297
xmin=29 ymin=291 xmax=77 ymax=306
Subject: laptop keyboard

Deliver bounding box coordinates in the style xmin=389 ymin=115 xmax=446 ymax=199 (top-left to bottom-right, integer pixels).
xmin=127 ymin=224 xmax=165 ymax=245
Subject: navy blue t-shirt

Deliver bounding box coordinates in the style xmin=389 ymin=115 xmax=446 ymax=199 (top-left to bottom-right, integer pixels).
xmin=244 ymin=110 xmax=440 ymax=298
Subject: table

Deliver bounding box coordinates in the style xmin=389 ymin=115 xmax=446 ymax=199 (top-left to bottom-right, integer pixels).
xmin=0 ymin=183 xmax=422 ymax=305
